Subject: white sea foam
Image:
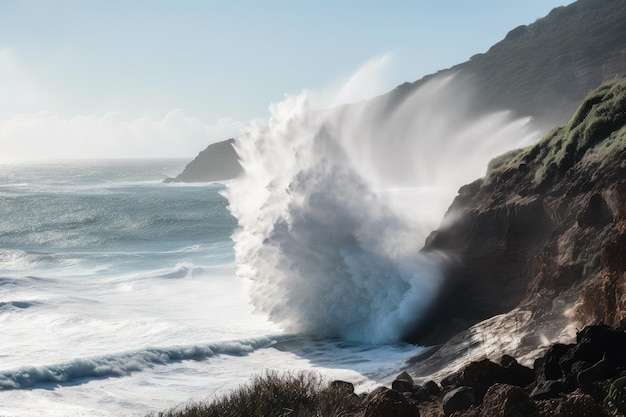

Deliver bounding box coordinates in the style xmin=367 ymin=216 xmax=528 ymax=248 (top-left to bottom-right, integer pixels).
xmin=226 ymin=65 xmax=541 ymax=344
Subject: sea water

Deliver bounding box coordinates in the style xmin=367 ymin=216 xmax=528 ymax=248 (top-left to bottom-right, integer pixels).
xmin=0 ymin=69 xmax=543 ymax=416
xmin=0 ymin=159 xmax=423 ymax=417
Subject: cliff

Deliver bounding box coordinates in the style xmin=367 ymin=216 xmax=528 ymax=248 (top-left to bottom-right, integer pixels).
xmin=411 ymin=78 xmax=626 ymax=351
xmin=390 ymin=0 xmax=626 ymax=129
xmin=164 ymin=138 xmax=242 ymax=183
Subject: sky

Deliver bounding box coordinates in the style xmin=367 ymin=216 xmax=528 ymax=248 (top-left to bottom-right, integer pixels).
xmin=0 ymin=0 xmax=571 ymax=160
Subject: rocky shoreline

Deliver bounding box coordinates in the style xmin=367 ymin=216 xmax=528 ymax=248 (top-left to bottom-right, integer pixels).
xmin=328 ymin=324 xmax=625 ymax=417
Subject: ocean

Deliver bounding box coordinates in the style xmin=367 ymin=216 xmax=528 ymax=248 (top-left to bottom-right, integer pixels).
xmin=0 ymin=159 xmax=423 ymax=417
xmin=0 ymin=73 xmax=542 ymax=417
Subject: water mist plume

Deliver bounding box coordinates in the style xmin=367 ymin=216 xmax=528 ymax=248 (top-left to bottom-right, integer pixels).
xmin=225 ymin=61 xmax=541 ymax=344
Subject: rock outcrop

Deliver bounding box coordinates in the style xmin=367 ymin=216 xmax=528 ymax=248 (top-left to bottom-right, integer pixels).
xmin=409 ymin=78 xmax=626 ymax=347
xmin=402 ymin=325 xmax=626 ymax=417
xmin=164 ymin=138 xmax=242 ymax=183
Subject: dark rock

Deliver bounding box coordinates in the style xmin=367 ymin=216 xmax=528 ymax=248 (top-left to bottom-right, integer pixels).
xmin=500 ymin=355 xmax=518 ymax=367
xmin=560 ymin=325 xmax=626 ymax=376
xmin=536 ymin=343 xmax=572 ymax=381
xmin=458 ymin=359 xmax=505 ymax=400
xmin=424 ymin=380 xmax=441 ymax=396
xmin=553 ymin=392 xmax=609 ymax=417
xmin=363 ymin=386 xmax=420 ymax=417
xmin=164 ymin=138 xmax=242 ymax=183
xmin=577 ymin=352 xmax=620 ymax=393
xmin=530 ymin=379 xmax=568 ymax=400
xmin=329 ymin=380 xmax=355 ymax=396
xmin=443 ymin=386 xmax=476 ymax=416
xmin=441 ymin=371 xmax=461 ymax=388
xmin=409 ymin=385 xmax=431 ymax=403
xmin=501 ymin=360 xmax=535 ymax=388
xmin=480 ymin=384 xmax=538 ymax=417
xmin=392 ymin=371 xmax=414 ymax=393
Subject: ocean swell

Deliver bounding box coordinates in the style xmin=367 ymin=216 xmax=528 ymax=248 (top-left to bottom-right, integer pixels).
xmin=0 ymin=336 xmax=284 ymax=390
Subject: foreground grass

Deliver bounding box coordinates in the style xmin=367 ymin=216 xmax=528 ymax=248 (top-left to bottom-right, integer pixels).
xmin=147 ymin=370 xmax=362 ymax=417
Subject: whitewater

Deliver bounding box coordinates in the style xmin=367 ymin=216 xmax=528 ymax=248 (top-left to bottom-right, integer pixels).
xmin=0 ymin=64 xmax=541 ymax=416
xmin=0 ymin=159 xmax=424 ymax=416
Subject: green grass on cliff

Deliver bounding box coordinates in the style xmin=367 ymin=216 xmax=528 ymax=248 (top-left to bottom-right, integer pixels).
xmin=147 ymin=370 xmax=361 ymax=417
xmin=486 ymin=77 xmax=626 ymax=184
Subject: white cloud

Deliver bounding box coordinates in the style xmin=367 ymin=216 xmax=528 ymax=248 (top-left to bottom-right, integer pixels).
xmin=0 ymin=109 xmax=243 ymax=160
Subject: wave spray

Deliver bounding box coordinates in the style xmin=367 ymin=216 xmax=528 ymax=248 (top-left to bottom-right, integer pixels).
xmin=226 ymin=60 xmax=540 ymax=343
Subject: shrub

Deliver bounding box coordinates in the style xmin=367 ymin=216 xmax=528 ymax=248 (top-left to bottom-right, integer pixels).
xmin=148 ymin=370 xmax=362 ymax=417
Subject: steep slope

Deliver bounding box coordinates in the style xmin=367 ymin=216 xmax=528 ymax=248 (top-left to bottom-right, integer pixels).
xmin=390 ymin=0 xmax=626 ymax=129
xmin=172 ymin=0 xmax=626 ymax=183
xmin=412 ymin=78 xmax=626 ymax=348
xmin=164 ymin=139 xmax=242 ymax=183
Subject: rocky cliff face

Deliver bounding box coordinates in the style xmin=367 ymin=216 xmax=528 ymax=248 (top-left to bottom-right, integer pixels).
xmin=164 ymin=139 xmax=242 ymax=183
xmin=412 ymin=79 xmax=626 ymax=352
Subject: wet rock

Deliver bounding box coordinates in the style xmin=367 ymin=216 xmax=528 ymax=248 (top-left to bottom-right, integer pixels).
xmin=363 ymin=386 xmax=420 ymax=417
xmin=409 ymin=385 xmax=431 ymax=403
xmin=424 ymin=380 xmax=441 ymax=396
xmin=530 ymin=379 xmax=568 ymax=400
xmin=536 ymin=343 xmax=572 ymax=381
xmin=501 ymin=359 xmax=535 ymax=387
xmin=443 ymin=386 xmax=476 ymax=416
xmin=480 ymin=384 xmax=538 ymax=417
xmin=553 ymin=392 xmax=609 ymax=417
xmin=392 ymin=371 xmax=414 ymax=393
xmin=500 ymin=354 xmax=518 ymax=367
xmin=458 ymin=359 xmax=504 ymax=400
xmin=560 ymin=325 xmax=626 ymax=377
xmin=442 ymin=371 xmax=461 ymax=388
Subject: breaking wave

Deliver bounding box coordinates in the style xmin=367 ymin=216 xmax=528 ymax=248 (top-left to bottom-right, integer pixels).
xmin=226 ymin=64 xmax=541 ymax=344
xmin=0 ymin=336 xmax=287 ymax=390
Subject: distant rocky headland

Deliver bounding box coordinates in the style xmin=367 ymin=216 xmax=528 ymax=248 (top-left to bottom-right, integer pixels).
xmin=164 ymin=138 xmax=242 ymax=183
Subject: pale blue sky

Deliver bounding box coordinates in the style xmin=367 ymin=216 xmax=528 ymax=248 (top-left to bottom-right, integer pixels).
xmin=0 ymin=1 xmax=570 ymax=159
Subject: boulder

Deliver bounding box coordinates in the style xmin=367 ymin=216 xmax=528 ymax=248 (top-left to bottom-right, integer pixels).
xmin=553 ymin=392 xmax=609 ymax=417
xmin=561 ymin=325 xmax=626 ymax=374
xmin=535 ymin=343 xmax=572 ymax=381
xmin=424 ymin=380 xmax=441 ymax=396
xmin=501 ymin=359 xmax=535 ymax=387
xmin=392 ymin=371 xmax=414 ymax=393
xmin=458 ymin=359 xmax=505 ymax=400
xmin=479 ymin=384 xmax=538 ymax=417
xmin=443 ymin=386 xmax=476 ymax=416
xmin=329 ymin=380 xmax=355 ymax=396
xmin=530 ymin=379 xmax=568 ymax=400
xmin=441 ymin=371 xmax=461 ymax=388
xmin=363 ymin=387 xmax=420 ymax=417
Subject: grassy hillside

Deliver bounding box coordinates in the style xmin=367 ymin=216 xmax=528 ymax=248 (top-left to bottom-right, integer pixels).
xmin=389 ymin=0 xmax=626 ymax=128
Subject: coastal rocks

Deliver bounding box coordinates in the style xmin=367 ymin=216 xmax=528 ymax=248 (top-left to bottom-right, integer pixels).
xmin=329 ymin=380 xmax=355 ymax=396
xmin=442 ymin=387 xmax=476 ymax=416
xmin=403 ymin=325 xmax=623 ymax=416
xmin=363 ymin=387 xmax=420 ymax=417
xmin=530 ymin=379 xmax=568 ymax=400
xmin=480 ymin=384 xmax=538 ymax=417
xmin=392 ymin=371 xmax=415 ymax=393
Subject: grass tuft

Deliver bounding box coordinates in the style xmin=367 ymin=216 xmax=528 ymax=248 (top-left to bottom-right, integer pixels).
xmin=147 ymin=370 xmax=362 ymax=417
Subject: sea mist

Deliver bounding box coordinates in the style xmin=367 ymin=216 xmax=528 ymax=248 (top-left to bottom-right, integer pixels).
xmin=225 ymin=62 xmax=540 ymax=344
